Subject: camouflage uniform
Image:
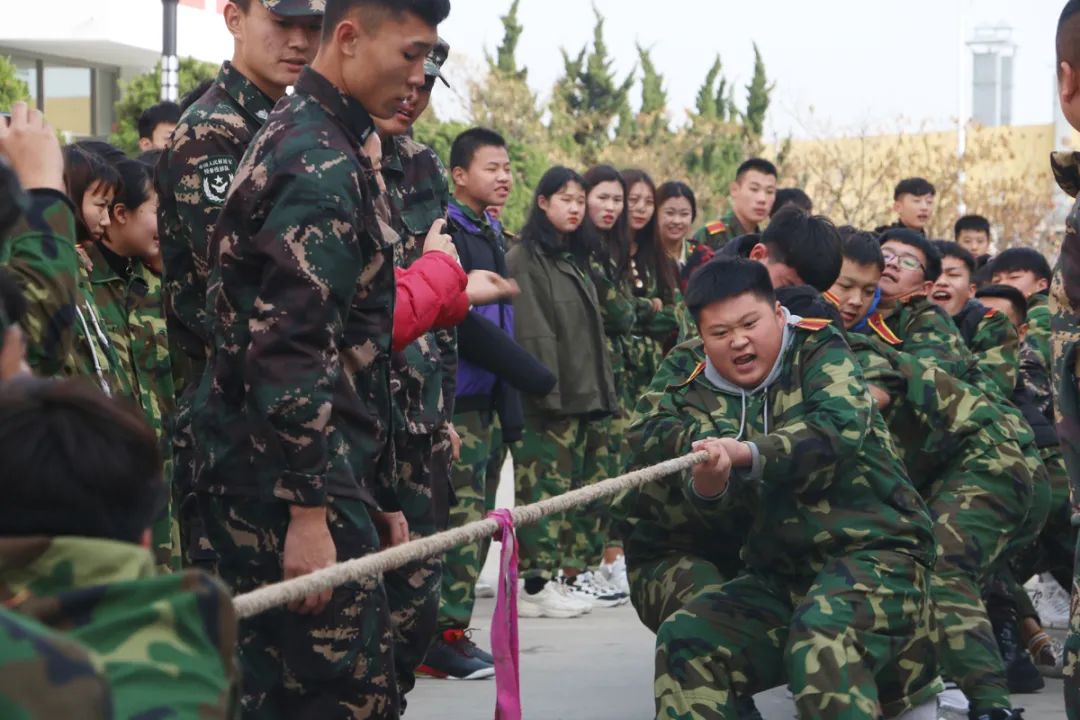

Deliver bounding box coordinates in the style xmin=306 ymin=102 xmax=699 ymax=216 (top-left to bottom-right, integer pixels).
xmin=880 ymin=295 xmax=970 ymax=378
xmin=688 ymin=209 xmax=752 ymax=256
xmin=627 ymin=269 xmax=682 ymax=404
xmin=0 ymin=537 xmax=238 ymax=719
xmin=381 ymin=130 xmax=453 ymax=701
xmin=954 ymin=299 xmax=1020 ymax=400
xmin=84 ymin=242 xmax=178 ymax=572
xmin=0 ymin=608 xmax=113 ymax=720
xmin=636 ymin=317 xmax=938 ymax=720
xmin=1049 ymin=151 xmax=1080 ymax=719
xmin=1027 ymin=290 xmax=1053 ymax=382
xmin=0 ymin=189 xmax=79 ymax=377
xmin=192 ymin=65 xmax=399 ymax=717
xmin=852 ymin=332 xmax=1030 ymax=712
xmin=156 ymin=59 xmax=276 ymax=572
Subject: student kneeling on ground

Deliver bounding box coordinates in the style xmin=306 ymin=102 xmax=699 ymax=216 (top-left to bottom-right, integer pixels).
xmin=638 ymin=257 xmax=938 ymax=720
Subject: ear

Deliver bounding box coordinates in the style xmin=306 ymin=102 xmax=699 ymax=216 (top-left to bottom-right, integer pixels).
xmin=774 ymin=300 xmax=785 ymax=322
xmin=139 ymin=528 xmax=152 ymax=549
xmin=1017 ymin=322 xmax=1029 ymax=343
xmin=729 ymin=180 xmax=739 ymax=198
xmin=538 ymin=195 xmax=551 ymax=213
xmin=1037 ymin=278 xmax=1050 ymax=292
xmin=920 ymin=280 xmax=934 ymax=295
xmin=892 ymin=199 xmax=902 ymax=214
xmin=224 ymin=2 xmax=243 ymax=38
xmin=748 ymin=243 xmax=769 ymax=262
xmin=137 ymin=137 xmax=152 ymax=152
xmin=968 ymin=283 xmax=977 ymax=296
xmin=335 ymin=16 xmax=361 ymax=57
xmin=1060 ymin=61 xmax=1078 ymax=105
xmin=451 ymin=165 xmax=467 ymax=189
xmin=112 ymin=203 xmax=130 ymax=226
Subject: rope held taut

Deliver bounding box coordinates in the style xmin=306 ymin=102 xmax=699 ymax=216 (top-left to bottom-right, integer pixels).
xmin=232 ymin=450 xmax=710 ymax=619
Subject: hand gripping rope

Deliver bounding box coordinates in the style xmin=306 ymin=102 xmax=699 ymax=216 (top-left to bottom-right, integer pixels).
xmin=231 ymin=450 xmax=710 ymax=719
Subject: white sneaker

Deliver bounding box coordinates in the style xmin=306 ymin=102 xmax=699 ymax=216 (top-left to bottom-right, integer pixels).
xmin=599 ymin=555 xmax=630 ymax=596
xmin=475 ymin=580 xmax=495 ymax=599
xmin=517 ymin=581 xmax=588 ymax=619
xmin=565 ymin=572 xmax=628 ymax=609
xmin=1030 ymin=573 xmax=1071 ymax=630
xmin=588 ymin=571 xmax=630 ymax=606
xmin=936 ymin=686 xmax=969 ymax=720
xmin=550 ymin=579 xmax=593 ymax=613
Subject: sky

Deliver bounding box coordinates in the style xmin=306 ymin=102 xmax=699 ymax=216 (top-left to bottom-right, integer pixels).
xmin=435 ymin=0 xmax=1066 ymax=140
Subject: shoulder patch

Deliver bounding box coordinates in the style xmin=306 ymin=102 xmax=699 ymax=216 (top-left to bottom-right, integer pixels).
xmin=984 ymin=307 xmax=999 ymax=318
xmin=795 ymin=317 xmax=831 ymax=331
xmin=195 ymin=155 xmax=237 ymax=206
xmin=706 ymin=220 xmax=727 ymax=234
xmin=675 ymin=361 xmax=706 ymax=389
xmin=822 ymin=290 xmax=841 ymax=308
xmin=866 ymin=312 xmax=902 ymax=345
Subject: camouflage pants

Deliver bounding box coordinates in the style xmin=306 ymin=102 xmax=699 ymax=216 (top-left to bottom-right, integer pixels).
xmin=1065 ymin=531 xmax=1080 ymax=720
xmin=654 ymin=552 xmax=940 ymax=720
xmin=514 ymin=414 xmax=609 ymax=578
xmin=436 ymin=410 xmax=500 ymax=631
xmin=925 ymin=446 xmax=1031 ymax=712
xmin=628 ymin=553 xmax=730 ymax=634
xmin=174 ymin=391 xmax=219 ymax=575
xmin=199 ymin=494 xmax=398 ymax=720
xmin=150 ymin=455 xmax=180 ymax=574
xmin=385 ymin=433 xmax=445 ymax=706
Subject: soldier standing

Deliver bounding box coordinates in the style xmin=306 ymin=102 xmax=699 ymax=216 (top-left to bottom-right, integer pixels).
xmin=190 ymin=0 xmax=449 ymax=716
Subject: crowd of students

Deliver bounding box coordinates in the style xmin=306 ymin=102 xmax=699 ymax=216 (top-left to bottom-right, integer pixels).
xmin=4 ymin=0 xmax=1080 ymax=719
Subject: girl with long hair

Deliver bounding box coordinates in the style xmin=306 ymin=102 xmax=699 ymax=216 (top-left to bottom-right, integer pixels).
xmin=506 ymin=166 xmax=623 ymax=618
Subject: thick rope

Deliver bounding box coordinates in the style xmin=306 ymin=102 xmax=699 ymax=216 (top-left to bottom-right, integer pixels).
xmin=233 ymin=450 xmax=710 ymax=618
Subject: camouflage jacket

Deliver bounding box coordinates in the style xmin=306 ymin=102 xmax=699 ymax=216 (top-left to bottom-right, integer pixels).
xmin=157 ymin=61 xmax=275 ymax=396
xmin=881 ymin=295 xmax=970 ymax=378
xmin=850 ymin=333 xmax=1027 ymax=493
xmin=1049 ymin=150 xmax=1080 ymax=521
xmin=621 ymin=317 xmax=934 ymax=583
xmin=688 ymin=208 xmax=752 ymax=253
xmin=0 ymin=607 xmax=113 ymax=719
xmin=1026 ymin=291 xmax=1052 ymax=383
xmin=0 ymin=189 xmax=79 ymax=377
xmin=588 ymin=250 xmax=652 ymax=399
xmin=953 ymin=298 xmax=1020 ymax=400
xmin=382 ymin=133 xmax=456 ymax=437
xmin=0 ymin=537 xmax=237 ymax=719
xmin=193 ymin=67 xmax=398 ymax=509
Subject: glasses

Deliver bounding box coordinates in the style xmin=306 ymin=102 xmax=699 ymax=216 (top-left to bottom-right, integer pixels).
xmin=882 ymin=249 xmax=925 ymax=272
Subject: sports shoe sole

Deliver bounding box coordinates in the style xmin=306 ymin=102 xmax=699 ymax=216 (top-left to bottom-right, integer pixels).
xmin=517 ymin=600 xmax=586 ymax=619
xmin=416 ymin=663 xmax=495 ymax=681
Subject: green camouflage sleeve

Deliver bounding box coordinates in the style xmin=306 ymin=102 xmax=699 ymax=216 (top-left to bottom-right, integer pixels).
xmin=0 ymin=189 xmax=79 ymax=377
xmin=628 ymin=344 xmax=708 ymax=470
xmin=751 ymin=328 xmax=872 ymax=489
xmin=902 ymin=305 xmax=971 ymax=378
xmin=245 ymin=153 xmax=372 ymax=506
xmin=0 ymin=609 xmax=112 ymax=720
xmin=1026 ymin=304 xmax=1053 ymax=381
xmin=591 ymin=258 xmax=637 ymax=337
xmin=969 ymin=309 xmax=1019 ymax=400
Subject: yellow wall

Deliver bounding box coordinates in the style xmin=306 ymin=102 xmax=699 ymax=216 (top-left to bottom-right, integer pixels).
xmin=43 ymin=96 xmax=92 ymax=136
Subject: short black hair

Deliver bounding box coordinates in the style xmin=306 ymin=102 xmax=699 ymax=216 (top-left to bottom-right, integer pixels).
xmin=759 ymin=206 xmax=843 ymax=292
xmin=933 ymin=240 xmax=976 ymax=277
xmin=842 ymin=230 xmax=885 ymax=271
xmin=323 ymin=0 xmax=450 ymax=41
xmin=880 ymin=227 xmax=942 ymax=281
xmin=1059 ymin=1 xmax=1080 ymax=67
xmin=893 ymin=177 xmax=935 ymax=200
xmin=954 ymin=214 xmax=991 ymax=240
xmin=772 ymin=187 xmax=812 ymax=216
xmin=449 ymin=127 xmax=507 ymax=173
xmin=137 ymin=101 xmax=181 ymax=141
xmin=0 ymin=379 xmax=163 ymax=543
xmin=735 ymin=158 xmax=778 ymax=182
xmin=686 ymin=257 xmax=775 ymax=322
xmin=976 ymin=284 xmax=1029 ymax=325
xmin=180 ymin=79 xmax=215 ymax=113
xmin=990 ymin=247 xmax=1052 ymax=283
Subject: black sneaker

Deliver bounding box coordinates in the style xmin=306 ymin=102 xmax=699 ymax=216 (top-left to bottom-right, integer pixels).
xmin=417 ymin=629 xmax=495 ymax=680
xmin=969 ymin=708 xmax=1025 ymax=720
xmin=988 ymin=599 xmax=1044 ymax=694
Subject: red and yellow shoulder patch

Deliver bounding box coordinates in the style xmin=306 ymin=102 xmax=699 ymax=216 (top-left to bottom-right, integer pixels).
xmin=795 ymin=317 xmax=831 ymax=331
xmin=706 ymin=220 xmax=727 ymax=235
xmin=822 ymin=290 xmax=841 ymax=308
xmin=676 ymin=361 xmax=707 ymax=388
xmin=984 ymin=307 xmax=999 ymax=318
xmin=866 ymin=312 xmax=902 ymax=345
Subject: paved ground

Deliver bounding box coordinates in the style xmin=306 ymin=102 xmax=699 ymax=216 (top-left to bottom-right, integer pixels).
xmin=407 ymin=459 xmax=1068 ymax=719
xmin=407 ymin=598 xmax=1067 ymax=720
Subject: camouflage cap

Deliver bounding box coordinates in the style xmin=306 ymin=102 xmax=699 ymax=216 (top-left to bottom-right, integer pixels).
xmin=424 ymin=38 xmax=450 ymax=88
xmin=259 ymin=0 xmax=325 ymax=17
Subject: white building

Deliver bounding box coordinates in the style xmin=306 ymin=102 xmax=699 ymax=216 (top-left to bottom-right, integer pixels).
xmin=1 ymin=0 xmax=232 ymax=138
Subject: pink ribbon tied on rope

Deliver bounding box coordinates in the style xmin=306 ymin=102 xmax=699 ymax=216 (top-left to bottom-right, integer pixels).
xmin=487 ymin=508 xmax=521 ymax=720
